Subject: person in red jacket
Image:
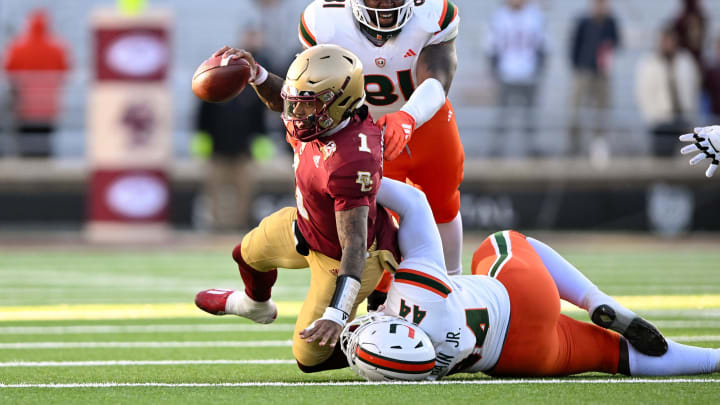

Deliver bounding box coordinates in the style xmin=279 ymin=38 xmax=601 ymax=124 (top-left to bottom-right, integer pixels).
xmin=3 ymin=9 xmax=69 ymax=157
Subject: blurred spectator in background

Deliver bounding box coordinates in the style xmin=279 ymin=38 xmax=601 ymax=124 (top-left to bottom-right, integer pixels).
xmin=567 ymin=0 xmax=621 ymax=158
xmin=703 ymin=36 xmax=720 ymax=120
xmin=254 ymin=0 xmax=305 ymax=72
xmin=671 ymin=0 xmax=706 ymax=71
xmin=2 ymin=9 xmax=69 ymax=158
xmin=485 ymin=0 xmax=547 ymax=157
xmin=194 ymin=28 xmax=270 ymax=231
xmin=636 ymin=27 xmax=699 ymax=157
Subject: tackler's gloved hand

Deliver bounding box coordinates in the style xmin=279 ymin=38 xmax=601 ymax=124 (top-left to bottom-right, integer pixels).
xmin=679 ymin=126 xmax=720 ymax=178
xmin=377 ymin=111 xmax=416 ymax=161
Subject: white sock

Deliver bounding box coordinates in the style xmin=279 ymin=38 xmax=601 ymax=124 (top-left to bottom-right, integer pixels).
xmin=437 ymin=212 xmax=463 ymax=276
xmin=629 ymin=338 xmax=720 ymax=376
xmin=527 ymin=237 xmax=636 ymax=322
xmin=224 ymin=291 xmax=245 ymax=315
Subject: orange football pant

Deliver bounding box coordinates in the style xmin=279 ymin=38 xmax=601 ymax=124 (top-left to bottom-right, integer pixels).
xmin=383 ymin=99 xmax=464 ymax=224
xmin=375 ymin=100 xmax=464 ymax=294
xmin=471 ymin=230 xmax=621 ymax=376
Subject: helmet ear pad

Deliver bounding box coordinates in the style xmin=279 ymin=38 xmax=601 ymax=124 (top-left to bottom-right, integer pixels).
xmin=340 ymin=314 xmax=436 ymax=381
xmin=281 ymin=45 xmax=366 ymax=141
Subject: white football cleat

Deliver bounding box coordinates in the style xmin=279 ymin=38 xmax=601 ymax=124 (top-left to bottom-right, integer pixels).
xmin=195 ymin=289 xmax=277 ymax=324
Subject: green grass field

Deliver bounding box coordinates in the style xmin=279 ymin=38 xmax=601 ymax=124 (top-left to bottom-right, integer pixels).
xmin=1 ymin=233 xmax=720 ymax=404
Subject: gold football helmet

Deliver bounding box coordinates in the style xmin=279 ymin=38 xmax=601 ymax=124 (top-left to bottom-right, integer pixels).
xmin=281 ymin=44 xmax=365 ymax=142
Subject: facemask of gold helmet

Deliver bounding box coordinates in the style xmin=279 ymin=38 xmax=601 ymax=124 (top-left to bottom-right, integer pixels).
xmin=281 ymin=44 xmax=366 ymax=142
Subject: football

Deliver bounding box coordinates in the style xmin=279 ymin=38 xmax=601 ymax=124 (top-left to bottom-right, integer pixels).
xmin=192 ymin=55 xmax=252 ymax=103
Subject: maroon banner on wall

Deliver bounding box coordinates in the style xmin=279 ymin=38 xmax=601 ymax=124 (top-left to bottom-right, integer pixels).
xmin=94 ymin=27 xmax=169 ymax=82
xmin=87 ymin=9 xmax=172 ymax=241
xmin=89 ymin=169 xmax=169 ymax=223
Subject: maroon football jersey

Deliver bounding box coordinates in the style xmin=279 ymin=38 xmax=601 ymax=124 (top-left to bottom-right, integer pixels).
xmin=294 ymin=112 xmax=392 ymax=261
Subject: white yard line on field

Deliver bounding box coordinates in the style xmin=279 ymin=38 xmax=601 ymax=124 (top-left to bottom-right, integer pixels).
xmin=0 ymin=340 xmax=293 ymax=349
xmin=0 ymin=323 xmax=296 ymax=335
xmin=0 ymin=360 xmax=296 ymax=367
xmin=1 ymin=379 xmax=720 ymax=388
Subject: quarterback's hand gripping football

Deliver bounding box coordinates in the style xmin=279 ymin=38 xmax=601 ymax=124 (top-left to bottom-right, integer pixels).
xmin=212 ymin=46 xmax=258 ymax=83
xmin=377 ymin=111 xmax=416 ymax=161
xmin=679 ymin=126 xmax=720 ymax=178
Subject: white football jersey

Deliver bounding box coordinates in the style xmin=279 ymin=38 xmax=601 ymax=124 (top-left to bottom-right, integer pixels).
xmin=383 ymin=257 xmax=511 ymax=380
xmin=299 ymin=0 xmax=459 ymax=119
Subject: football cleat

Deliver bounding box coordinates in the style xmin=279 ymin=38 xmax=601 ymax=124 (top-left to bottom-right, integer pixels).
xmin=591 ymin=304 xmax=668 ymax=356
xmin=195 ymin=288 xmax=234 ymax=315
xmin=195 ymin=289 xmax=277 ymax=324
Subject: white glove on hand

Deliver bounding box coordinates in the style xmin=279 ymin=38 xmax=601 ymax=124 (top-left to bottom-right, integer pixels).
xmin=679 ymin=126 xmax=720 ymax=178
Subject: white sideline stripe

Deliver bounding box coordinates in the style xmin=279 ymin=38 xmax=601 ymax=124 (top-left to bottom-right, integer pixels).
xmin=0 ymin=324 xmax=296 ymax=335
xmin=0 ymin=340 xmax=292 ymax=349
xmin=1 ymin=379 xmax=719 ymax=388
xmin=0 ymin=360 xmax=296 ymax=367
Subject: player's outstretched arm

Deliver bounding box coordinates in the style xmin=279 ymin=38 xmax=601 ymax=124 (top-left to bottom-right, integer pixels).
xmin=377 ymin=178 xmax=444 ymax=270
xmin=299 ymin=206 xmax=369 ymax=347
xmin=214 ymin=46 xmax=284 ymax=112
xmin=680 ymin=125 xmax=720 ymax=177
xmin=379 ymin=40 xmax=457 ymax=160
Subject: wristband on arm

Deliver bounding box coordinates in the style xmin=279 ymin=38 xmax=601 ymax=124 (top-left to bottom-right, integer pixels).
xmin=399 ymin=78 xmax=446 ymax=128
xmin=320 ymin=274 xmax=361 ymax=326
xmin=251 ymin=63 xmax=268 ymax=86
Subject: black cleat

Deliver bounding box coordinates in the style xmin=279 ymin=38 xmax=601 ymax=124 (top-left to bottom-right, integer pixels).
xmin=591 ymin=304 xmax=668 ymax=356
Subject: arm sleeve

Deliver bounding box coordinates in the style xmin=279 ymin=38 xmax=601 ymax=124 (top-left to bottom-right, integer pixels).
xmin=376 ymin=178 xmax=445 ymax=270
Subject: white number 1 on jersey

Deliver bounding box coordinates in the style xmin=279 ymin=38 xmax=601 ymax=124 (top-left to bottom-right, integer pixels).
xmin=358 ymin=133 xmax=371 ymax=153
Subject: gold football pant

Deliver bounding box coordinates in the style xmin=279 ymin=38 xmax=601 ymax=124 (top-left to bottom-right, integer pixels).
xmin=240 ymin=206 xmax=395 ymax=366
